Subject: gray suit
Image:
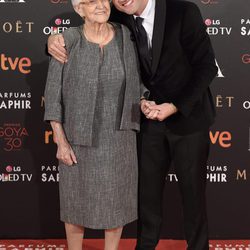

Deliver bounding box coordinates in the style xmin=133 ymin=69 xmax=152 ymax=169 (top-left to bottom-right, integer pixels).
xmin=44 ymin=24 xmax=147 ymax=146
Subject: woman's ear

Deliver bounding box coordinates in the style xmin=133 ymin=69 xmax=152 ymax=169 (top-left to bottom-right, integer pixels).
xmin=74 ymin=4 xmax=85 ymax=18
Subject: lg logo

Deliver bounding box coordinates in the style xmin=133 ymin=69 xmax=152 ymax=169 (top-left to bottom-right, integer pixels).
xmin=50 ymin=0 xmax=68 ymax=3
xmin=242 ymin=54 xmax=250 ymax=64
xmin=201 ymin=0 xmax=218 ymax=4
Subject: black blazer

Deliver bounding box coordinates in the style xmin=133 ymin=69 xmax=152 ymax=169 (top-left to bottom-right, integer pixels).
xmin=110 ymin=0 xmax=218 ymax=135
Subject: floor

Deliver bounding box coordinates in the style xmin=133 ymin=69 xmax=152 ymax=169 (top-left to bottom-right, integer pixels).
xmin=0 ymin=239 xmax=249 ymax=249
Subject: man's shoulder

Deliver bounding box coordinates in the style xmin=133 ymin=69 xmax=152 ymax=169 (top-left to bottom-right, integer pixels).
xmin=167 ymin=0 xmax=202 ymax=21
xmin=168 ymin=0 xmax=200 ymax=11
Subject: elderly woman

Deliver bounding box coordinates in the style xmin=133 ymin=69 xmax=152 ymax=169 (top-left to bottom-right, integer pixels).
xmin=44 ymin=0 xmax=148 ymax=249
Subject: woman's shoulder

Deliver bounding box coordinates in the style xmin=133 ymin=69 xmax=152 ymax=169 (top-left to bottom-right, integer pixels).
xmin=110 ymin=22 xmax=130 ymax=33
xmin=110 ymin=22 xmax=130 ymax=34
xmin=61 ymin=26 xmax=82 ymax=49
xmin=111 ymin=22 xmax=133 ymax=44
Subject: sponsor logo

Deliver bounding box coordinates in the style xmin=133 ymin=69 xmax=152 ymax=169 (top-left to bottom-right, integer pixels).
xmin=0 ymin=241 xmax=249 ymax=250
xmin=207 ymin=165 xmax=227 ymax=183
xmin=209 ymin=242 xmax=250 ymax=249
xmin=166 ymin=173 xmax=178 ymax=182
xmin=41 ymin=165 xmax=59 ymax=183
xmin=0 ymin=165 xmax=32 ymax=182
xmin=43 ymin=18 xmax=71 ymax=35
xmin=0 ymin=123 xmax=29 ymax=151
xmin=241 ymin=19 xmax=250 ymax=36
xmin=242 ymin=54 xmax=250 ymax=64
xmin=205 ymin=19 xmax=232 ymax=36
xmin=0 ymin=53 xmax=31 ymax=74
xmin=0 ymin=243 xmax=67 ymax=250
xmin=236 ymin=169 xmax=247 ymax=181
xmin=201 ymin=0 xmax=218 ymax=4
xmin=0 ymin=20 xmax=34 ymax=33
xmin=215 ymin=95 xmax=234 ymax=108
xmin=0 ymin=92 xmax=31 ymax=110
xmin=0 ymin=0 xmax=25 ymax=3
xmin=50 ymin=0 xmax=68 ymax=3
xmin=45 ymin=130 xmax=53 ymax=144
xmin=243 ymin=100 xmax=250 ymax=110
xmin=45 ymin=130 xmax=234 ymax=147
xmin=210 ymin=131 xmax=232 ymax=148
xmin=166 ymin=165 xmax=228 ymax=183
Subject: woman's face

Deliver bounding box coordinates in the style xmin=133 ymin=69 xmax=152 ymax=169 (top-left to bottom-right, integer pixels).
xmin=76 ymin=0 xmax=111 ymax=24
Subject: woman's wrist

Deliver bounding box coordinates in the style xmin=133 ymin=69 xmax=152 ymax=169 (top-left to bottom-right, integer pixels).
xmin=54 ymin=135 xmax=68 ymax=146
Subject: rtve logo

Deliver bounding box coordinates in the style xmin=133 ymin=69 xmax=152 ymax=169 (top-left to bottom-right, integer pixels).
xmin=210 ymin=131 xmax=232 ymax=148
xmin=0 ymin=53 xmax=31 ymax=74
xmin=45 ymin=130 xmax=232 ymax=148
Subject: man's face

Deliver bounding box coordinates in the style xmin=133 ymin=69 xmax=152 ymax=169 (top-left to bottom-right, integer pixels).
xmin=112 ymin=0 xmax=147 ymax=15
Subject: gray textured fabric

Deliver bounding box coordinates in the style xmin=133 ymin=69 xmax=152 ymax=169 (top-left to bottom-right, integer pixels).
xmin=44 ymin=23 xmax=148 ymax=146
xmin=58 ymin=25 xmax=138 ymax=229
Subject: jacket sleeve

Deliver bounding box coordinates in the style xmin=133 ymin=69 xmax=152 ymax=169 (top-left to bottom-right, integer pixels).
xmin=140 ymin=83 xmax=150 ymax=99
xmin=172 ymin=2 xmax=218 ymax=117
xmin=43 ymin=56 xmax=64 ymax=123
xmin=44 ymin=27 xmax=78 ymax=123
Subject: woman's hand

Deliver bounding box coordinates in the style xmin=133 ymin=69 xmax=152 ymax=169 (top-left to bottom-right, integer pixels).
xmin=50 ymin=121 xmax=77 ymax=166
xmin=141 ymin=100 xmax=156 ymax=115
xmin=48 ymin=34 xmax=68 ymax=63
xmin=56 ymin=141 xmax=77 ymax=166
xmin=141 ymin=100 xmax=159 ymax=120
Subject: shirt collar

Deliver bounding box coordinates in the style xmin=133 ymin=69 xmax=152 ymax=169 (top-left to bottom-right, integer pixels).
xmin=133 ymin=0 xmax=155 ymax=20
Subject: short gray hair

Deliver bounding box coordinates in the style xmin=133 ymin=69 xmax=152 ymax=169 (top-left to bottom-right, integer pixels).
xmin=71 ymin=0 xmax=81 ymax=6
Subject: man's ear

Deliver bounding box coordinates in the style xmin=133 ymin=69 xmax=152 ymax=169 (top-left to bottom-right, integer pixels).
xmin=74 ymin=4 xmax=85 ymax=18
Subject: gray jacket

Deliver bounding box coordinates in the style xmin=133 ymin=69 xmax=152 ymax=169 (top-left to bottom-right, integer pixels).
xmin=44 ymin=23 xmax=148 ymax=146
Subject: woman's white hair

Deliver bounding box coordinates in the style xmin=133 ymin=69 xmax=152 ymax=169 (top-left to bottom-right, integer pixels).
xmin=71 ymin=0 xmax=81 ymax=7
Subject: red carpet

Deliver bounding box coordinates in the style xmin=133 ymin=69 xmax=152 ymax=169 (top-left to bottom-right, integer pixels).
xmin=0 ymin=239 xmax=249 ymax=249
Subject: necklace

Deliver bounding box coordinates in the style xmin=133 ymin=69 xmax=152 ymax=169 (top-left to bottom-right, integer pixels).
xmin=83 ymin=24 xmax=112 ymax=46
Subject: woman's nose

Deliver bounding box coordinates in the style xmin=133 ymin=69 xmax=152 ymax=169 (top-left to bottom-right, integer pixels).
xmin=96 ymin=0 xmax=105 ymax=8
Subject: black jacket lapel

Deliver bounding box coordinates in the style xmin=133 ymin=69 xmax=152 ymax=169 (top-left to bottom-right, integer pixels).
xmin=151 ymin=0 xmax=166 ymax=78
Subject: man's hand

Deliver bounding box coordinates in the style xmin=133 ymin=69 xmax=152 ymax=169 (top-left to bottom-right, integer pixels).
xmin=150 ymin=103 xmax=178 ymax=121
xmin=48 ymin=34 xmax=68 ymax=63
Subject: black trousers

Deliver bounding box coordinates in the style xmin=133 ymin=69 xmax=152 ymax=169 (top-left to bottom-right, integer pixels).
xmin=135 ymin=120 xmax=210 ymax=250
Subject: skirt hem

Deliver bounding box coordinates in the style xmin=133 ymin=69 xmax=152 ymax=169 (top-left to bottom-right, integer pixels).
xmin=60 ymin=215 xmax=138 ymax=230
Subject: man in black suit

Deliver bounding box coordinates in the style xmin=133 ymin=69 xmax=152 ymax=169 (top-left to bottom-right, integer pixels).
xmin=48 ymin=0 xmax=217 ymax=249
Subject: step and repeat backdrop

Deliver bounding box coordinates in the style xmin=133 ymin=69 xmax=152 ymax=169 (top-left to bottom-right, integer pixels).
xmin=0 ymin=0 xmax=249 ymax=240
